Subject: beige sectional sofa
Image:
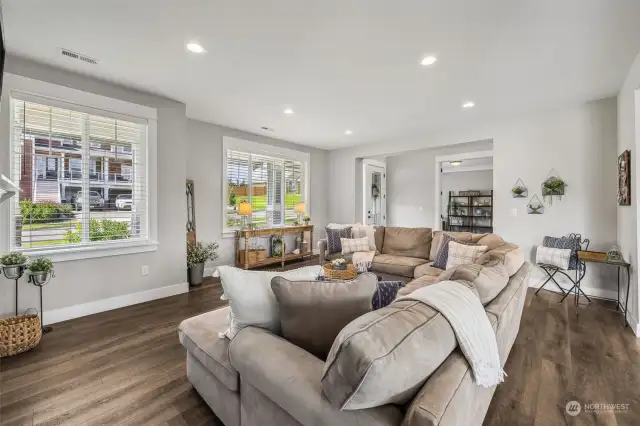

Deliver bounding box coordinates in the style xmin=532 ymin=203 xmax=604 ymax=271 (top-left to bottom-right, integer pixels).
xmin=179 ymin=229 xmax=530 ymax=426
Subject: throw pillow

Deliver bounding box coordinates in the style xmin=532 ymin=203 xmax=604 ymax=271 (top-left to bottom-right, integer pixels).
xmin=270 ymin=273 xmax=378 ymax=360
xmin=341 ymin=237 xmax=370 ymax=254
xmin=326 ymin=227 xmax=352 ymax=254
xmin=372 ymin=280 xmax=405 ymax=310
xmin=214 ymin=265 xmax=322 ymax=339
xmin=432 ymin=233 xmax=457 ymax=269
xmin=536 ymin=246 xmax=572 ymax=270
xmin=446 ymin=241 xmax=489 ymax=269
xmin=351 ymin=225 xmax=377 ymax=251
xmin=543 ymin=236 xmax=580 ymax=269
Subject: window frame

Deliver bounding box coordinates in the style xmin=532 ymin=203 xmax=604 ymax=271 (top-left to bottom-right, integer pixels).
xmin=222 ymin=137 xmax=310 ymax=238
xmin=2 ymin=73 xmax=158 ymax=262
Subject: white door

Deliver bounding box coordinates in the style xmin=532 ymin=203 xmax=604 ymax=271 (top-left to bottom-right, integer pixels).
xmin=364 ymin=163 xmax=386 ymax=226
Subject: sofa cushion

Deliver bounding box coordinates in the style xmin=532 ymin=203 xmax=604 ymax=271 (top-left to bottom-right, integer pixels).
xmin=178 ymin=306 xmax=239 ymax=392
xmin=381 ymin=227 xmax=432 ymax=260
xmin=437 ymin=261 xmax=509 ymax=305
xmin=476 ymin=242 xmax=524 ymax=277
xmin=321 ymin=299 xmax=457 ymax=410
xmin=476 ymin=233 xmax=505 ymax=251
xmin=429 ymin=231 xmax=474 ymax=261
xmin=371 ymin=254 xmax=429 ymax=278
xmin=414 ymin=263 xmax=443 ymax=278
xmin=270 ymin=273 xmax=377 ymax=360
xmin=374 ymin=226 xmax=385 ymax=253
xmin=397 ymin=274 xmax=439 ymax=297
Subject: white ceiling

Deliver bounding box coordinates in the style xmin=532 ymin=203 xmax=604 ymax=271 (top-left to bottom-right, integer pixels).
xmin=3 ymin=1 xmax=640 ymax=150
xmin=441 ymin=157 xmax=493 ymax=173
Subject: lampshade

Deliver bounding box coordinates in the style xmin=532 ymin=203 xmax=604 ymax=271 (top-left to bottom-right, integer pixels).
xmin=295 ymin=202 xmax=306 ymax=214
xmin=238 ymin=202 xmax=252 ymax=216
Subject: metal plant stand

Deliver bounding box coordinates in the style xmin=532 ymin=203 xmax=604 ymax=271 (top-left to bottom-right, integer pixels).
xmin=28 ymin=271 xmax=55 ymax=333
xmin=1 ymin=264 xmax=26 ymax=316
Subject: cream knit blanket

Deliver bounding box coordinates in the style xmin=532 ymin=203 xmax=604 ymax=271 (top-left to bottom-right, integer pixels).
xmin=396 ymin=280 xmax=505 ymax=387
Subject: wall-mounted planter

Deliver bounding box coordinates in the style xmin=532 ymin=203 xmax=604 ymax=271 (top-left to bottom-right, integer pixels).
xmin=541 ymin=169 xmax=566 ymax=205
xmin=511 ymin=178 xmax=528 ymax=198
xmin=527 ymin=195 xmax=544 ymax=215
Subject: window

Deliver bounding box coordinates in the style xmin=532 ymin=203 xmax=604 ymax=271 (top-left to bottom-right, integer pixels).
xmin=10 ymin=96 xmax=149 ymax=253
xmin=224 ymin=138 xmax=308 ymax=231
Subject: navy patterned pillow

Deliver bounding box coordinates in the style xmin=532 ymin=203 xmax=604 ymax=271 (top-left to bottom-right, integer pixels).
xmin=543 ymin=236 xmax=580 ymax=270
xmin=433 ymin=233 xmax=457 ymax=269
xmin=372 ymin=281 xmax=406 ymax=310
xmin=325 ymin=227 xmax=352 ymax=254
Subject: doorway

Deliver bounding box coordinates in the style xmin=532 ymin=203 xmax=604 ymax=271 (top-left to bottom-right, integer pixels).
xmin=362 ymin=160 xmax=386 ymax=226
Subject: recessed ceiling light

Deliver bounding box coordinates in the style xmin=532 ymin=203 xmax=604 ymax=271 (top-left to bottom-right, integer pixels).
xmin=420 ymin=55 xmax=437 ymax=66
xmin=462 ymin=101 xmax=475 ymax=109
xmin=186 ymin=42 xmax=205 ymax=53
xmin=345 ymin=130 xmax=353 ymax=135
xmin=450 ymin=160 xmax=463 ymax=166
xmin=283 ymin=108 xmax=294 ymax=115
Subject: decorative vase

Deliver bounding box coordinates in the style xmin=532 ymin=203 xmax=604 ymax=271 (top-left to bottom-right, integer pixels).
xmin=304 ymin=220 xmax=310 ymax=225
xmin=188 ymin=263 xmax=205 ymax=286
xmin=1 ymin=264 xmax=26 ymax=280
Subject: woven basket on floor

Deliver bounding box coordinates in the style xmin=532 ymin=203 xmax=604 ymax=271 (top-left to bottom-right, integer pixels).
xmin=323 ymin=263 xmax=358 ymax=280
xmin=0 ymin=311 xmax=42 ymax=357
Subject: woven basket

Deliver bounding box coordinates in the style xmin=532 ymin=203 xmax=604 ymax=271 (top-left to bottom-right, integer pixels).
xmin=0 ymin=311 xmax=42 ymax=357
xmin=323 ymin=263 xmax=357 ymax=280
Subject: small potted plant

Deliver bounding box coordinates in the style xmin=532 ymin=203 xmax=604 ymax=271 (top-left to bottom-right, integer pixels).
xmin=303 ymin=215 xmax=311 ymax=225
xmin=187 ymin=241 xmax=220 ymax=286
xmin=511 ymin=186 xmax=527 ymax=198
xmin=542 ymin=176 xmax=566 ymax=204
xmin=0 ymin=252 xmax=29 ymax=280
xmin=26 ymin=257 xmax=54 ymax=286
xmin=331 ymin=258 xmax=347 ymax=270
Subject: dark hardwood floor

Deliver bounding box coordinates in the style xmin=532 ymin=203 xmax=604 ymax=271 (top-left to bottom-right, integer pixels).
xmin=1 ymin=260 xmax=639 ymax=425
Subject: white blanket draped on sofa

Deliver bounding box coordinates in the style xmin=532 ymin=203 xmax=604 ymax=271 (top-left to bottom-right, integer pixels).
xmin=396 ymin=280 xmax=505 ymax=387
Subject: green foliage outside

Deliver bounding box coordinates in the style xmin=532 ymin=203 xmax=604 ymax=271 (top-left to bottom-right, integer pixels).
xmin=20 ymin=200 xmax=74 ymax=224
xmin=228 ymin=190 xmax=236 ymax=207
xmin=233 ymin=194 xmax=302 ymax=211
xmin=64 ymin=219 xmax=130 ymax=243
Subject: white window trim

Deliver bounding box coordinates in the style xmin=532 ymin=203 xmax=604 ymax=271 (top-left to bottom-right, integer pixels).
xmin=222 ymin=137 xmax=310 ymax=238
xmin=2 ymin=73 xmax=158 ymax=261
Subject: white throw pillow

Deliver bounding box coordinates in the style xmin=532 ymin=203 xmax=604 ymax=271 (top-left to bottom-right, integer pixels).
xmin=446 ymin=241 xmax=489 ymax=269
xmin=536 ymin=246 xmax=571 ymax=270
xmin=350 ymin=225 xmax=377 ymax=251
xmin=214 ymin=265 xmax=322 ymax=339
xmin=341 ymin=237 xmax=371 ymax=254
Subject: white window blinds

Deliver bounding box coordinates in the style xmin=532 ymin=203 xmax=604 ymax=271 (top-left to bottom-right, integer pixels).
xmin=225 ymin=149 xmax=304 ymax=229
xmin=10 ymin=97 xmax=148 ymax=251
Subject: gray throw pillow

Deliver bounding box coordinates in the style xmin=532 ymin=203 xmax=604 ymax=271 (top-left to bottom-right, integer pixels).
xmin=270 ymin=273 xmax=377 ymax=360
xmin=432 ymin=233 xmax=457 ymax=269
xmin=325 ymin=227 xmax=352 ymax=254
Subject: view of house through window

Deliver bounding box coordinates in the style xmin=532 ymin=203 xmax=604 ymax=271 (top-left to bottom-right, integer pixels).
xmin=10 ymin=98 xmax=148 ymax=250
xmin=225 ymin=149 xmax=304 ymax=229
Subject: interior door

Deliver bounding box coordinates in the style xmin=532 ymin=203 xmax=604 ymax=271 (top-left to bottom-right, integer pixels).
xmin=364 ymin=163 xmax=386 ymax=226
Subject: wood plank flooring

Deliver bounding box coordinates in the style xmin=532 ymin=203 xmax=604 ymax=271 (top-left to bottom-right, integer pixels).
xmin=1 ymin=261 xmax=639 ymax=425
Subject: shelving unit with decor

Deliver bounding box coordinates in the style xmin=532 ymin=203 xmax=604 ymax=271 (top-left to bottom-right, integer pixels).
xmin=446 ymin=190 xmax=493 ymax=233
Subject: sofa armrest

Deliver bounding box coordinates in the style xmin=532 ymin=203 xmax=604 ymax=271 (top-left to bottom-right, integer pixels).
xmin=318 ymin=238 xmax=328 ymax=264
xmin=228 ymin=327 xmax=402 ymax=426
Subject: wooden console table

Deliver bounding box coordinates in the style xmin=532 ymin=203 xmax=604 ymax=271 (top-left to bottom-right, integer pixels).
xmin=235 ymin=225 xmax=314 ymax=270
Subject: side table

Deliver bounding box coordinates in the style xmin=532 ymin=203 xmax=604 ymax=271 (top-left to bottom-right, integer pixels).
xmin=574 ymin=251 xmax=631 ymax=327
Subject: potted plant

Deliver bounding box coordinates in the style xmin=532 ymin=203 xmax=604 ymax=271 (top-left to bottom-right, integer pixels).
xmin=542 ymin=176 xmax=566 ymax=204
xmin=511 ymin=186 xmax=527 ymax=198
xmin=331 ymin=258 xmax=347 ymax=270
xmin=26 ymin=258 xmax=54 ymax=286
xmin=0 ymin=252 xmax=29 ymax=280
xmin=187 ymin=241 xmax=219 ymax=286
xmin=303 ymin=215 xmax=311 ymax=225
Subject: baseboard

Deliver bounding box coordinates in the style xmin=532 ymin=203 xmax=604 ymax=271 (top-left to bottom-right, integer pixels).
xmin=528 ymin=278 xmax=618 ymax=301
xmin=44 ymin=282 xmax=189 ymax=325
xmin=627 ymin=310 xmax=640 ymax=337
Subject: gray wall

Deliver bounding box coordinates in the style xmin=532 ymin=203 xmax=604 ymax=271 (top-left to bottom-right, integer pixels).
xmin=328 ymin=98 xmax=618 ymax=299
xmin=384 ymin=141 xmax=493 ymax=227
xmin=187 ymin=119 xmax=328 ymax=272
xmin=0 ymin=55 xmax=188 ymax=316
xmin=617 ymin=50 xmax=640 ymax=329
xmin=441 ymin=169 xmax=493 ymax=218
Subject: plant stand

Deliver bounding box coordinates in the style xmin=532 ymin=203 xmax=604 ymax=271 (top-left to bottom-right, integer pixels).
xmin=1 ymin=265 xmax=26 ymax=316
xmin=27 ymin=271 xmax=54 ymax=333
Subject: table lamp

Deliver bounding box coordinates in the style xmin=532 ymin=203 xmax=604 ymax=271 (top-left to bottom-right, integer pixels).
xmin=238 ymin=201 xmax=252 ymax=229
xmin=295 ymin=202 xmax=305 ymax=224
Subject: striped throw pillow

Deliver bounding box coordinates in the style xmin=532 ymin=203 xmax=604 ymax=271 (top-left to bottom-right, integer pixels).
xmin=326 ymin=227 xmax=352 ymax=254
xmin=341 ymin=237 xmax=371 ymax=254
xmin=536 ymin=246 xmax=571 ymax=270
xmin=446 ymin=241 xmax=489 ymax=269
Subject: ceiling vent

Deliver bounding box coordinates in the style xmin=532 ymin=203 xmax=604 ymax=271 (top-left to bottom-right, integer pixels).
xmin=60 ymin=48 xmax=99 ymax=65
